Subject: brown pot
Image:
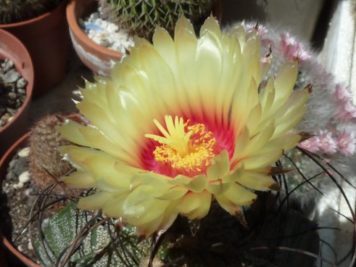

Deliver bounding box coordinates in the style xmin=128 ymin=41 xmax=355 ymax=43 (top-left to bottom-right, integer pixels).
xmin=0 ymin=132 xmax=39 ymax=267
xmin=66 ymin=0 xmax=122 ymax=76
xmin=0 ymin=29 xmax=34 ymax=157
xmin=0 ymin=113 xmax=81 ymax=267
xmin=66 ymin=0 xmax=223 ymax=76
xmin=1 ymin=1 xmax=70 ymax=96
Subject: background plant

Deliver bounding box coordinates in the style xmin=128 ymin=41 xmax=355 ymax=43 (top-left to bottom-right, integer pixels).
xmin=0 ymin=0 xmax=62 ymax=24
xmin=98 ymin=0 xmax=214 ymax=39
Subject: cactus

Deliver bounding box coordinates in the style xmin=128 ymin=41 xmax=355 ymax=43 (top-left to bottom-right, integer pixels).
xmin=29 ymin=114 xmax=74 ymax=194
xmin=98 ymin=0 xmax=214 ymax=39
xmin=34 ymin=202 xmax=152 ymax=266
xmin=0 ymin=0 xmax=62 ymax=24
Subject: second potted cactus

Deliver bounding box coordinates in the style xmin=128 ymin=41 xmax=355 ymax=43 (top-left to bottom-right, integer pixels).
xmin=0 ymin=0 xmax=70 ymax=96
xmin=66 ymin=0 xmax=220 ymax=76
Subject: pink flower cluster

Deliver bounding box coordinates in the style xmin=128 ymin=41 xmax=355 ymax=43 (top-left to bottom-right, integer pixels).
xmin=280 ymin=32 xmax=311 ymax=62
xmin=299 ymin=130 xmax=356 ymax=156
xmin=334 ymin=84 xmax=356 ymax=121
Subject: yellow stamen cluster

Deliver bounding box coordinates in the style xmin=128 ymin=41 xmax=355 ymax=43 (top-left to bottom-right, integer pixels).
xmin=145 ymin=116 xmax=216 ymax=176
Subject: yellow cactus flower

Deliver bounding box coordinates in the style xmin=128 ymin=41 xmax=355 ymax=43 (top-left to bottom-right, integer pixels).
xmin=60 ymin=17 xmax=309 ymax=236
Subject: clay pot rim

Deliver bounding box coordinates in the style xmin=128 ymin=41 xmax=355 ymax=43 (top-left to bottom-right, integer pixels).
xmin=0 ymin=29 xmax=34 ymax=136
xmin=0 ymin=1 xmax=68 ymax=29
xmin=66 ymin=0 xmax=122 ymax=60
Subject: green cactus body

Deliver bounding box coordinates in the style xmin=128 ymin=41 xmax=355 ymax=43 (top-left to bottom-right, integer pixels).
xmin=34 ymin=203 xmax=152 ymax=266
xmin=99 ymin=0 xmax=214 ymax=39
xmin=0 ymin=0 xmax=62 ymax=24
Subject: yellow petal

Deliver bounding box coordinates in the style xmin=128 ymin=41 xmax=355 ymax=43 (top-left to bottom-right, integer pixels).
xmin=61 ymin=145 xmax=136 ymax=189
xmin=200 ymin=16 xmax=221 ymax=39
xmin=172 ymin=174 xmax=209 ymax=193
xmin=272 ymin=64 xmax=298 ymax=109
xmin=207 ymin=180 xmax=230 ymax=195
xmin=207 ymin=150 xmax=230 ymax=180
xmin=177 ymin=191 xmax=212 ymax=220
xmin=238 ymin=122 xmax=275 ymax=158
xmin=186 ymin=175 xmax=208 ymax=193
xmin=78 ymin=191 xmax=114 ymax=210
xmin=152 ymin=27 xmax=176 ymax=72
xmin=216 ymin=183 xmax=256 ymax=214
xmin=241 ymin=148 xmax=283 ymax=169
xmin=60 ymin=120 xmax=137 ymax=165
xmin=234 ymin=171 xmax=276 ymax=191
xmin=101 ymin=193 xmax=127 ymax=218
xmin=61 ymin=171 xmax=95 ymax=188
xmin=156 ymin=186 xmax=188 ymax=200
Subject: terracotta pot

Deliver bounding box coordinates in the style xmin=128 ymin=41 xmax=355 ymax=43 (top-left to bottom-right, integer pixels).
xmin=1 ymin=1 xmax=70 ymax=96
xmin=66 ymin=0 xmax=122 ymax=76
xmin=0 ymin=132 xmax=39 ymax=267
xmin=0 ymin=29 xmax=34 ymax=157
xmin=0 ymin=113 xmax=81 ymax=267
xmin=66 ymin=0 xmax=223 ymax=76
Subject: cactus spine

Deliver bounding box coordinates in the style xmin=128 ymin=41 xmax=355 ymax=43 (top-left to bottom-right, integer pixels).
xmin=98 ymin=0 xmax=214 ymax=39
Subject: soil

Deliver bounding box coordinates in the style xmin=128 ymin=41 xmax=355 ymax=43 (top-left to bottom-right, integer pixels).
xmin=0 ymin=58 xmax=27 ymax=129
xmin=0 ymin=145 xmax=39 ymax=264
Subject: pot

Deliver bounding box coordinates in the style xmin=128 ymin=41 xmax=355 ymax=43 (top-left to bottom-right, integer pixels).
xmin=66 ymin=0 xmax=222 ymax=76
xmin=66 ymin=0 xmax=122 ymax=76
xmin=0 ymin=29 xmax=34 ymax=157
xmin=1 ymin=1 xmax=70 ymax=96
xmin=0 ymin=113 xmax=81 ymax=267
xmin=0 ymin=132 xmax=39 ymax=267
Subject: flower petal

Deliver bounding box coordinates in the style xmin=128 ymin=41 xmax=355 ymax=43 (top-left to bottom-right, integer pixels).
xmin=216 ymin=183 xmax=256 ymax=214
xmin=207 ymin=150 xmax=230 ymax=179
xmin=177 ymin=191 xmax=212 ymax=220
xmin=61 ymin=171 xmax=95 ymax=188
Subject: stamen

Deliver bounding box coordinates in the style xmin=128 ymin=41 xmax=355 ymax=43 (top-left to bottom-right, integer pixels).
xmin=145 ymin=116 xmax=217 ymax=176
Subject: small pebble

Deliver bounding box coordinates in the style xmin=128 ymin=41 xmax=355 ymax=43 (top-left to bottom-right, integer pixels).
xmin=3 ymin=69 xmax=20 ymax=83
xmin=16 ymin=78 xmax=27 ymax=88
xmin=27 ymin=239 xmax=33 ymax=251
xmin=18 ymin=147 xmax=30 ymax=158
xmin=6 ymin=107 xmax=16 ymax=114
xmin=82 ymin=11 xmax=134 ymax=54
xmin=19 ymin=171 xmax=30 ymax=184
xmin=1 ymin=113 xmax=10 ymax=124
xmin=24 ymin=188 xmax=33 ymax=196
xmin=13 ymin=171 xmax=30 ymax=189
xmin=8 ymin=92 xmax=16 ymax=99
xmin=1 ymin=59 xmax=14 ymax=72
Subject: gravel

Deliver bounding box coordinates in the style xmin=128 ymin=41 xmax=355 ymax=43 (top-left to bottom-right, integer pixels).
xmin=0 ymin=146 xmax=37 ymax=261
xmin=81 ymin=11 xmax=134 ymax=54
xmin=0 ymin=58 xmax=27 ymax=128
